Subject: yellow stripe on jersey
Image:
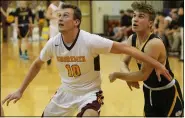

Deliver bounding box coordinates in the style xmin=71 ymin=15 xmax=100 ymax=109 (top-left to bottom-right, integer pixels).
xmin=168 ymin=85 xmax=178 ymax=116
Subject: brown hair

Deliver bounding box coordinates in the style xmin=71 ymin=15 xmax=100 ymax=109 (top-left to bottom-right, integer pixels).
xmin=61 ymin=3 xmax=82 ymax=28
xmin=131 ymin=1 xmax=156 ymax=21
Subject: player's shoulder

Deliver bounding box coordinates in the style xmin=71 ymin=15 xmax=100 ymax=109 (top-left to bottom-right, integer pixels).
xmin=80 ymin=30 xmax=91 ymax=36
xmin=81 ymin=30 xmax=105 ymax=38
xmin=48 ymin=33 xmax=61 ymax=44
xmin=79 ymin=30 xmax=108 ymax=46
xmin=146 ymin=35 xmax=164 ymax=49
xmin=125 ymin=34 xmax=135 ymax=45
xmin=79 ymin=30 xmax=94 ymax=39
xmin=149 ymin=34 xmax=163 ymax=44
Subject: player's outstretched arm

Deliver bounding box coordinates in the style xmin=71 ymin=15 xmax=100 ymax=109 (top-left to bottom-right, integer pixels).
xmin=2 ymin=57 xmax=44 ymax=106
xmin=110 ymin=42 xmax=171 ymax=81
xmin=120 ymin=37 xmax=140 ymax=91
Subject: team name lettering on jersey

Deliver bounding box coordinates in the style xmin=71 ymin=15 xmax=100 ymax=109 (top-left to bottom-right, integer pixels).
xmin=57 ymin=56 xmax=86 ymax=62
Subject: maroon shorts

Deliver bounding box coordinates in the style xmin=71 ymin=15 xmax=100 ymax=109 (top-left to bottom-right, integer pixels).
xmin=77 ymin=90 xmax=104 ymax=117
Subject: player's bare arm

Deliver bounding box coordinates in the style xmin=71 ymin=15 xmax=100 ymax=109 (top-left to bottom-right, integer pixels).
xmin=120 ymin=35 xmax=132 ymax=73
xmin=109 ymin=38 xmax=167 ymax=82
xmin=121 ymin=36 xmax=140 ymax=90
xmin=2 ymin=57 xmax=45 ymax=106
xmin=29 ymin=16 xmax=33 ymax=27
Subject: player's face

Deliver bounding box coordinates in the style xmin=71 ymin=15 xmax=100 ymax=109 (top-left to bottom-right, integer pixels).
xmin=57 ymin=8 xmax=79 ymax=33
xmin=132 ymin=11 xmax=152 ymax=32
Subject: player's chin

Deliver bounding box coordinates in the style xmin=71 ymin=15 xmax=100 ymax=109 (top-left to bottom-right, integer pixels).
xmin=59 ymin=28 xmax=65 ymax=33
xmin=132 ymin=27 xmax=139 ymax=32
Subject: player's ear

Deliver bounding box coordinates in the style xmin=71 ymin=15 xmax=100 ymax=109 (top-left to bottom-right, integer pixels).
xmin=149 ymin=21 xmax=153 ymax=28
xmin=75 ymin=19 xmax=80 ymax=26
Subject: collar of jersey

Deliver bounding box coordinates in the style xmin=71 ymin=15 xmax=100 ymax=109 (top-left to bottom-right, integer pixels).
xmin=61 ymin=29 xmax=80 ymax=51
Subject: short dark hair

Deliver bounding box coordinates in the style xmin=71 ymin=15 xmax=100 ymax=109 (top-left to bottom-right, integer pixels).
xmin=157 ymin=11 xmax=167 ymax=17
xmin=120 ymin=10 xmax=124 ymax=14
xmin=131 ymin=1 xmax=156 ymax=21
xmin=126 ymin=9 xmax=133 ymax=14
xmin=61 ymin=3 xmax=82 ymax=27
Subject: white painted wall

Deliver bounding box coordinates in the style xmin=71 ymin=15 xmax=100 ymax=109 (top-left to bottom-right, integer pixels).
xmin=92 ymin=1 xmax=163 ymax=34
xmin=92 ymin=1 xmax=135 ymax=34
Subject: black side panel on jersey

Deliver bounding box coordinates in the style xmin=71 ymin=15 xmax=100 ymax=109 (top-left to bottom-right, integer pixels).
xmin=131 ymin=33 xmax=174 ymax=87
xmin=94 ymin=55 xmax=100 ymax=71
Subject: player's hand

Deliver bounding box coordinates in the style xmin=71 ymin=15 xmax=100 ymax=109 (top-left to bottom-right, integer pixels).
xmin=2 ymin=89 xmax=23 ymax=106
xmin=109 ymin=72 xmax=117 ymax=83
xmin=155 ymin=64 xmax=172 ymax=82
xmin=126 ymin=81 xmax=140 ymax=91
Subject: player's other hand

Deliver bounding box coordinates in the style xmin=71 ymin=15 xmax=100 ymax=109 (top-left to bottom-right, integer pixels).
xmin=126 ymin=81 xmax=140 ymax=91
xmin=2 ymin=89 xmax=23 ymax=106
xmin=155 ymin=64 xmax=172 ymax=82
xmin=109 ymin=72 xmax=117 ymax=83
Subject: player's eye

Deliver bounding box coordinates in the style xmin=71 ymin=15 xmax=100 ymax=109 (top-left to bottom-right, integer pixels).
xmin=63 ymin=14 xmax=68 ymax=17
xmin=139 ymin=15 xmax=144 ymax=18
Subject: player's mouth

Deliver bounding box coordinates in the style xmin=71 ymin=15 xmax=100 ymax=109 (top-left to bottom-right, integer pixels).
xmin=59 ymin=23 xmax=64 ymax=27
xmin=133 ymin=23 xmax=138 ymax=27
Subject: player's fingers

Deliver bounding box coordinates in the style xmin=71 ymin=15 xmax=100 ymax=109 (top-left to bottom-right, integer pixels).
xmin=2 ymin=94 xmax=11 ymax=105
xmin=110 ymin=79 xmax=115 ymax=83
xmin=109 ymin=74 xmax=114 ymax=83
xmin=13 ymin=98 xmax=19 ymax=104
xmin=134 ymin=83 xmax=140 ymax=89
xmin=127 ymin=84 xmax=132 ymax=91
xmin=6 ymin=97 xmax=15 ymax=106
xmin=157 ymin=73 xmax=161 ymax=82
xmin=129 ymin=85 xmax=133 ymax=91
xmin=166 ymin=70 xmax=172 ymax=81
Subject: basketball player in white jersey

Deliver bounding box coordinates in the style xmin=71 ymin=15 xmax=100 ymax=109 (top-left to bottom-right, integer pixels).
xmin=45 ymin=0 xmax=63 ymax=65
xmin=2 ymin=3 xmax=171 ymax=116
xmin=46 ymin=0 xmax=63 ymax=38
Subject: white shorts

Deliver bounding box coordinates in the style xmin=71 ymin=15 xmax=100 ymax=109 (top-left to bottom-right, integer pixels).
xmin=49 ymin=25 xmax=59 ymax=38
xmin=42 ymin=87 xmax=104 ymax=116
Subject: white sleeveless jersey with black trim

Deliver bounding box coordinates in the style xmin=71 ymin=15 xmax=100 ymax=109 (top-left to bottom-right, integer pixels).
xmin=40 ymin=30 xmax=113 ymax=93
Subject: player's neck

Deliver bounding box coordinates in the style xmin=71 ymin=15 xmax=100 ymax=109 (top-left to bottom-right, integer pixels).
xmin=62 ymin=28 xmax=79 ymax=43
xmin=136 ymin=30 xmax=151 ymax=43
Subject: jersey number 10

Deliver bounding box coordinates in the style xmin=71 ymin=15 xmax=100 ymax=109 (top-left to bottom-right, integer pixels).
xmin=65 ymin=64 xmax=81 ymax=77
